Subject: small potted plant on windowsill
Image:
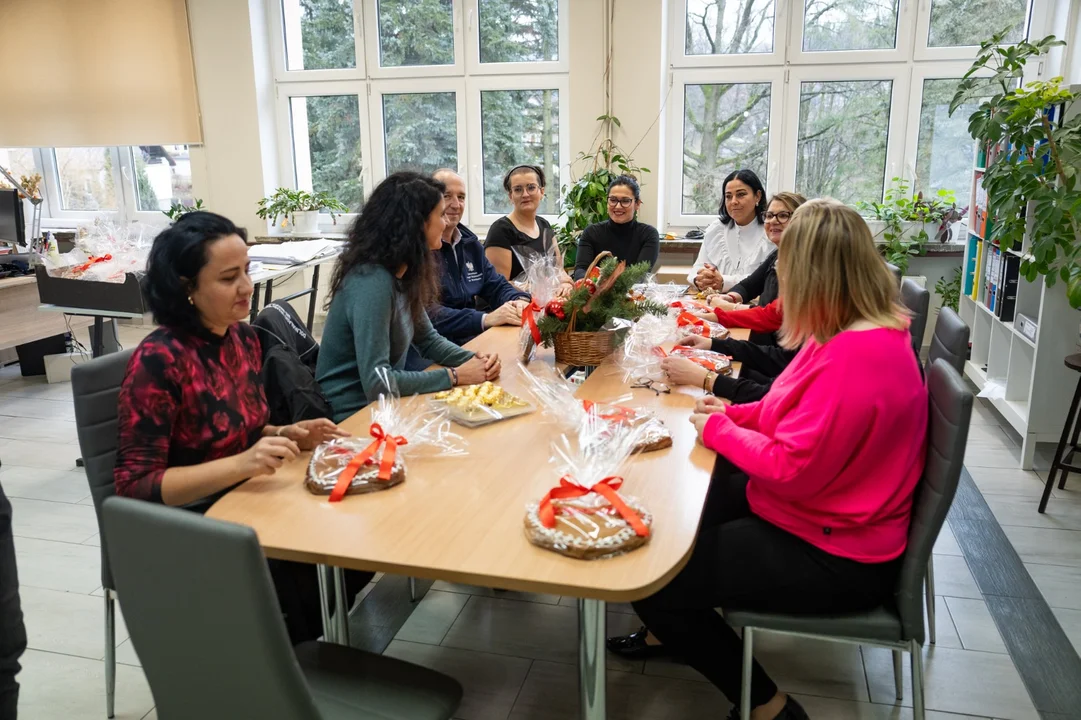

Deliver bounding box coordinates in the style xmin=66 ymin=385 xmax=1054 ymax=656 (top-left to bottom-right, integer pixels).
xmin=859 ymin=177 xmax=961 ymax=277
xmin=256 ymin=189 xmax=349 ymax=235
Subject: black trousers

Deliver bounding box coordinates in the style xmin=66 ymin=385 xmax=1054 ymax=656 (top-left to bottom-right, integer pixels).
xmin=711 ymin=338 xmax=796 ymax=379
xmin=632 ymin=459 xmax=899 ymax=710
xmin=0 ymin=483 xmax=26 ymax=720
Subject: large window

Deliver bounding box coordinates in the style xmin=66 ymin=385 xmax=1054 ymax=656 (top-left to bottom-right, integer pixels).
xmin=272 ymin=0 xmax=569 ymax=228
xmin=665 ymin=0 xmax=1044 ymax=227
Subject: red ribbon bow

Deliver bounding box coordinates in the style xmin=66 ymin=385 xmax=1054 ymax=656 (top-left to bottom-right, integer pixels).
xmin=581 ymin=399 xmax=638 ymax=424
xmin=328 ymin=423 xmax=408 ymax=503
xmin=537 ymin=476 xmax=649 ymax=537
xmin=676 ymin=310 xmax=705 ymax=328
xmin=521 ymin=300 xmax=542 ymax=345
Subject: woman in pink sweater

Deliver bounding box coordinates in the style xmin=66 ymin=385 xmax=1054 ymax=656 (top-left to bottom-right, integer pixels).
xmin=611 ymin=199 xmax=928 ymax=720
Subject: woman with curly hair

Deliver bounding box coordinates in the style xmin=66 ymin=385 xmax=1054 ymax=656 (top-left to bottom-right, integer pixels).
xmin=317 ymin=171 xmax=500 ymax=422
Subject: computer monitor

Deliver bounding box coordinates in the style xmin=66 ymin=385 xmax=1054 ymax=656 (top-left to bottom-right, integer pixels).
xmin=0 ymin=189 xmax=25 ymax=247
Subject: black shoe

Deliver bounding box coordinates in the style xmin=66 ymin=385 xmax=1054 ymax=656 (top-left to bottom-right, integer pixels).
xmin=606 ymin=625 xmax=670 ymax=660
xmin=726 ymin=696 xmax=810 ymax=720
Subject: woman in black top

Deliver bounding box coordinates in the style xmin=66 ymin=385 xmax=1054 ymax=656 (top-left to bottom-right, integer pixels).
xmin=572 ymin=175 xmax=660 ymax=280
xmin=483 ymin=164 xmax=572 ymax=290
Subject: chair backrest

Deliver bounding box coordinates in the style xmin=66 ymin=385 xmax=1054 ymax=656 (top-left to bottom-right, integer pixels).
xmin=102 ymin=497 xmax=322 ymax=720
xmin=71 ymin=349 xmax=134 ymax=591
xmin=886 ymin=263 xmax=902 ymax=290
xmin=896 ymin=359 xmax=973 ymax=643
xmin=900 ymin=278 xmax=930 ymax=356
xmin=926 ymin=306 xmax=969 ymax=376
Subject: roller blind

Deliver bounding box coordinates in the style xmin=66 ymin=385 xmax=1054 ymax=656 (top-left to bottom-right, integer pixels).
xmin=0 ymin=0 xmax=202 ymax=147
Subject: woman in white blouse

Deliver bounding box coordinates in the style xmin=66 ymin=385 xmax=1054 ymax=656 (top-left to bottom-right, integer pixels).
xmin=688 ymin=169 xmax=771 ymax=292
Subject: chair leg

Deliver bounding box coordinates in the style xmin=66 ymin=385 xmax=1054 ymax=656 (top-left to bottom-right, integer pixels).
xmin=1040 ymin=376 xmax=1081 ymax=512
xmin=104 ymin=590 xmax=116 ymax=719
xmin=926 ymin=560 xmax=937 ymax=645
xmin=892 ymin=649 xmax=903 ymax=701
xmin=1062 ymin=414 xmax=1081 ymax=490
xmin=910 ymin=639 xmax=926 ymax=720
xmin=409 ymin=577 xmax=417 ymax=602
xmin=740 ymin=627 xmax=754 ymax=719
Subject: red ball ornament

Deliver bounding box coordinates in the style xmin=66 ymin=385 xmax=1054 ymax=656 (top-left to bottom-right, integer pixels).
xmin=545 ymin=299 xmax=566 ymax=320
xmin=584 ymin=279 xmax=597 ymax=295
xmin=588 ymin=267 xmax=601 ymax=281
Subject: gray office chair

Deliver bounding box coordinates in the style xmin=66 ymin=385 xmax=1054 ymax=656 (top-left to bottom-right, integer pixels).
xmin=102 ymin=497 xmax=462 ymax=720
xmin=886 ymin=263 xmax=903 ymax=289
xmin=71 ymin=348 xmax=133 ymax=719
xmin=901 ymin=278 xmax=931 ymax=357
xmin=921 ymin=306 xmax=970 ymax=644
xmin=727 ymin=359 xmax=973 ymax=720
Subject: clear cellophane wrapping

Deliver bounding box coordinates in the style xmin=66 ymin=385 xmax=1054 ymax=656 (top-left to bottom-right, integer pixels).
xmin=617 ymin=313 xmax=678 ymax=384
xmin=517 ymin=362 xmax=672 ymax=454
xmin=516 ymin=242 xmax=563 ymax=363
xmin=629 ymin=282 xmax=688 ymax=306
xmin=675 ymin=310 xmax=729 ymax=339
xmin=524 ymin=416 xmax=653 ymax=560
xmin=667 ymin=346 xmax=733 ymax=375
xmin=306 ymin=371 xmax=468 ymax=498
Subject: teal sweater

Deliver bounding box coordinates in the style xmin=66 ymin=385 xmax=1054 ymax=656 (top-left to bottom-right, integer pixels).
xmin=316 ymin=265 xmax=475 ymax=422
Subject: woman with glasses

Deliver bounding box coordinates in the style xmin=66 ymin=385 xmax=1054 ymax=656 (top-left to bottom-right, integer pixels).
xmin=483 ymin=164 xmax=572 ymax=291
xmin=688 ymin=169 xmax=771 ymax=292
xmin=571 ymin=175 xmax=660 ymax=280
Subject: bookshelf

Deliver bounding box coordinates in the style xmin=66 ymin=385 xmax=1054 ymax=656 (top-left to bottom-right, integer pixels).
xmin=957 ymin=90 xmax=1080 ymax=469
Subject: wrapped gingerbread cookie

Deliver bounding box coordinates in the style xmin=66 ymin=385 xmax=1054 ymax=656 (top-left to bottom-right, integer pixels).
xmin=617 ymin=313 xmax=678 ymax=384
xmin=524 ymin=418 xmax=653 ymax=560
xmin=664 ymin=346 xmax=733 ymax=375
xmin=308 ymin=372 xmax=467 ymax=501
xmin=676 ymin=310 xmax=729 ymax=339
xmin=515 ymin=241 xmax=564 ymax=363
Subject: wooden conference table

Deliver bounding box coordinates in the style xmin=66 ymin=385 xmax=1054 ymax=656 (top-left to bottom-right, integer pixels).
xmin=208 ymin=324 xmax=749 ymax=720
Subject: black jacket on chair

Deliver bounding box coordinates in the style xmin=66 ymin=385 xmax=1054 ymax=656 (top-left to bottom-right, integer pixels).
xmin=252 ymin=302 xmax=333 ymax=426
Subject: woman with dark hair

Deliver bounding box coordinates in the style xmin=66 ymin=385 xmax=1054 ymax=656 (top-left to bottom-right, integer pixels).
xmin=483 ymin=164 xmax=572 ymax=289
xmin=317 ymin=171 xmax=500 ymax=423
xmin=571 ymin=175 xmax=660 ymax=280
xmin=688 ymin=169 xmax=770 ymax=292
xmin=115 ymin=211 xmax=363 ymax=643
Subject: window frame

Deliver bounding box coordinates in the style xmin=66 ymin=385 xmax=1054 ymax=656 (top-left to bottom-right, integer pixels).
xmin=786 ymin=0 xmax=915 ymax=66
xmin=464 ymin=0 xmax=571 ymax=76
xmin=668 ymin=0 xmax=789 ymax=69
xmin=370 ymin=77 xmax=469 ymax=182
xmin=362 ymin=0 xmax=466 ymax=80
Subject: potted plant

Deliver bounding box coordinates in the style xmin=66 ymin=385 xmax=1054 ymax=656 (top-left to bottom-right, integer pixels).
xmin=859 ymin=177 xmax=961 ymax=276
xmin=935 ymin=268 xmax=962 ymax=313
xmin=556 ymin=115 xmax=649 ymax=270
xmin=256 ymin=189 xmax=349 ymax=234
xmin=949 ymin=30 xmax=1081 ymax=306
xmin=163 ymin=198 xmax=205 ymax=222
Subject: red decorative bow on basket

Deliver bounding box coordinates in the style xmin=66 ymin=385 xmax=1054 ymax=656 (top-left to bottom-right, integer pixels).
xmin=537 ymin=476 xmax=650 ymax=537
xmin=521 ymin=300 xmax=543 ymax=344
xmin=328 ymin=423 xmax=408 ymax=503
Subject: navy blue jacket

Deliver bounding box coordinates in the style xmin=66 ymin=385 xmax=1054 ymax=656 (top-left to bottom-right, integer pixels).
xmin=429 ymin=224 xmax=530 ymax=345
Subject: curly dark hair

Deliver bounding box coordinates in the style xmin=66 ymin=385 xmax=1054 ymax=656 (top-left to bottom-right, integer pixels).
xmin=328 ymin=172 xmax=445 ymax=324
xmin=718 ymin=169 xmax=767 ymax=227
xmin=142 ymin=211 xmax=247 ymax=334
xmin=502 ymin=164 xmax=546 ymax=193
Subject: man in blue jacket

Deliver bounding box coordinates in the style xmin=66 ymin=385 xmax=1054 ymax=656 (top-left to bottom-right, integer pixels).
xmin=408 ymin=169 xmax=530 ymax=369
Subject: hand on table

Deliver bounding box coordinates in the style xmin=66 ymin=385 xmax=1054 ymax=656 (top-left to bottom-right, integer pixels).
xmin=556 ymin=281 xmax=575 ymax=299
xmin=707 ymin=292 xmax=741 ymax=309
xmin=675 ymin=334 xmax=712 ymax=351
xmin=694 ymin=265 xmax=724 ymax=292
xmin=660 ymin=356 xmax=709 ymax=389
xmin=689 ymin=412 xmax=717 ymax=445
xmin=278 ymin=418 xmax=350 ymax=451
xmin=483 ymin=301 xmax=524 ymax=328
xmin=694 ymin=395 xmax=729 ymax=415
xmin=238 ymin=436 xmax=300 ymax=477
xmin=458 ymin=353 xmax=502 ymax=384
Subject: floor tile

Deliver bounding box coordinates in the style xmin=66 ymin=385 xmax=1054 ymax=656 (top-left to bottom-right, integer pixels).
xmin=934 ymin=523 xmax=963 ymax=556
xmin=964 ymin=444 xmax=1022 ymax=470
xmin=750 ymin=634 xmax=870 ymax=702
xmin=0 ymin=439 xmax=82 ymax=470
xmin=0 ymin=415 xmax=79 ymax=443
xmin=0 ymin=465 xmax=91 ymax=503
xmin=864 ymin=646 xmax=1039 ymax=720
xmin=507 ymin=659 xmax=728 ymax=720
xmin=557 ymin=594 xmax=636 ymax=614
xmin=1050 ymin=607 xmax=1081 ymax=657
xmin=430 ymin=580 xmax=561 ymax=605
xmin=20 ymin=586 xmax=129 ymax=661
xmin=1035 ymin=468 xmax=1081 ymax=501
xmin=0 ymin=378 xmax=78 ymax=401
xmin=943 ymin=598 xmax=1007 ymax=654
xmin=928 ymin=555 xmax=983 ymax=600
xmin=986 ymin=496 xmax=1081 ymax=531
xmin=9 ymin=496 xmax=98 ymax=544
xmin=1024 ymin=563 xmax=1081 ymax=611
xmin=14 ymin=536 xmax=102 ymax=594
xmin=969 ymin=399 xmax=1005 ymax=427
xmin=966 ymin=467 xmax=1045 ymax=500
xmin=0 ymin=396 xmax=76 ymax=421
xmin=394 ymin=589 xmax=470 ymax=645
xmin=967 ymin=424 xmax=1018 ymax=448
xmin=792 ymin=694 xmax=992 ymax=719
xmin=17 ymin=648 xmax=155 ymax=720
xmin=928 ymin=595 xmax=964 ymax=650
xmin=116 ymin=638 xmax=142 ymax=668
xmin=384 ymin=640 xmax=531 ymax=720
xmin=1000 ymin=526 xmax=1081 ymax=567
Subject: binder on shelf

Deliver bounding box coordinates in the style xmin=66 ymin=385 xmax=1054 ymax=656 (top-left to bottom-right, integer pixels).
xmin=997 ymin=253 xmax=1021 ymax=322
xmin=971 ymin=240 xmax=984 ymax=300
xmin=963 ymin=233 xmax=979 ymax=296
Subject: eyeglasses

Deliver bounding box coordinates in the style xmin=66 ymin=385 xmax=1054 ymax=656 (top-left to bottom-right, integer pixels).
xmin=630 ymin=377 xmax=671 ymax=395
xmin=764 ymin=211 xmax=792 ymax=222
xmin=511 ymin=184 xmax=541 ymax=196
xmin=607 ymin=197 xmax=635 ymax=208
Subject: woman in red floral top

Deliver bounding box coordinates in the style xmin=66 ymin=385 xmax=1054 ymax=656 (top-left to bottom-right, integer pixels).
xmin=114 ymin=212 xmax=367 ymax=642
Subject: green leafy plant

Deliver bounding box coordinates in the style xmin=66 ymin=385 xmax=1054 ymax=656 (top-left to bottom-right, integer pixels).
xmin=950 ymin=30 xmax=1081 ymax=305
xmin=859 ymin=178 xmax=960 ymax=274
xmin=256 ymin=188 xmax=350 ymax=228
xmin=163 ymin=198 xmax=205 ymax=222
xmin=556 ymin=115 xmax=650 ymax=270
xmin=536 ymin=257 xmax=665 ymax=340
xmin=936 ymin=267 xmax=963 ymax=313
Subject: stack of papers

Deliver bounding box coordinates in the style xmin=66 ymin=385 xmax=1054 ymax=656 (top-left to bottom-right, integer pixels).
xmin=247 ymin=239 xmax=345 ymax=265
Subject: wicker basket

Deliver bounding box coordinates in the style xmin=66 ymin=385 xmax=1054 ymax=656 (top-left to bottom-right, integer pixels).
xmin=551 ymin=251 xmax=621 ymax=367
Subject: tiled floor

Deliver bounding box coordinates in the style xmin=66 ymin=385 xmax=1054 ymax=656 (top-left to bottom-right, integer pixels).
xmin=0 ymin=329 xmax=1075 ymax=719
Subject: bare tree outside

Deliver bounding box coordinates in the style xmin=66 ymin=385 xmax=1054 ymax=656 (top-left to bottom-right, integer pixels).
xmin=802 ymin=0 xmax=898 ymax=51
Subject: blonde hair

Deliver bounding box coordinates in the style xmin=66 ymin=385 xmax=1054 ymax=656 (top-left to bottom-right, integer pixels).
xmin=767 ymin=191 xmax=807 ymax=213
xmin=777 ymin=198 xmax=907 ymax=349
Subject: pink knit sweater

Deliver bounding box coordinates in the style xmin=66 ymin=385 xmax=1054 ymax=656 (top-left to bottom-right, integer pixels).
xmin=703 ymin=326 xmax=928 ymax=562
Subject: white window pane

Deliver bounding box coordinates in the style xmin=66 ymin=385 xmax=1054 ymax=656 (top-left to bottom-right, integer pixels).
xmin=383 ymin=93 xmax=458 ymax=175
xmin=54 ymin=148 xmax=117 ymax=211
xmin=479 ymin=0 xmax=559 ymax=63
xmin=928 ymin=0 xmax=1028 ymax=47
xmin=681 ymin=83 xmax=771 ymax=216
xmin=290 ymin=96 xmax=364 ymax=212
xmin=685 ymin=0 xmax=774 ymax=56
xmin=796 ymin=80 xmax=891 ymax=205
xmin=0 ymin=149 xmax=37 ymax=189
xmin=377 ymin=0 xmax=454 ymax=68
xmin=132 ymin=145 xmax=194 ymax=213
xmin=802 ymin=0 xmax=898 ymax=52
xmin=480 ymin=89 xmax=559 ymax=215
xmin=281 ymin=0 xmax=357 ymax=71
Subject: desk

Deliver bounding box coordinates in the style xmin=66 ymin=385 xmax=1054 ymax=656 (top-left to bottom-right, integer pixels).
xmin=209 ymin=325 xmax=750 ymax=719
xmin=0 ymin=276 xmax=92 ymax=353
xmin=248 ymin=252 xmax=341 ymax=330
